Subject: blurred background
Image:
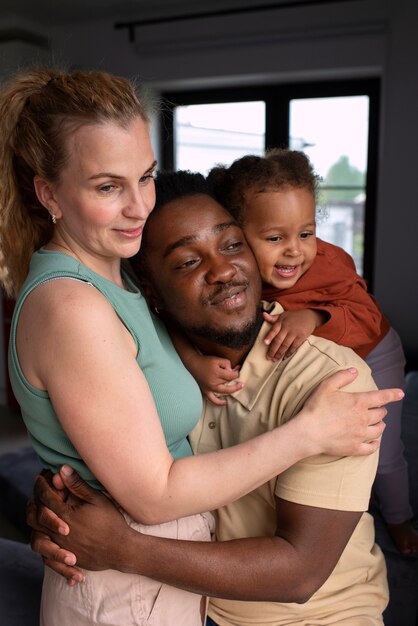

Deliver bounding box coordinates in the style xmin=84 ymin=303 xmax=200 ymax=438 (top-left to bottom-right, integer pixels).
xmin=0 ymin=6 xmax=417 ymax=626
xmin=1 ymin=0 xmax=417 ymax=405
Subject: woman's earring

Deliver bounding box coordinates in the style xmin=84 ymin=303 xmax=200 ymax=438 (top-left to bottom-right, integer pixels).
xmin=51 ymin=214 xmax=57 ymax=224
xmin=154 ymin=306 xmax=160 ymax=315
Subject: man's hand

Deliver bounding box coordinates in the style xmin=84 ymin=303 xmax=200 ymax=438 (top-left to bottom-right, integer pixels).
xmin=27 ymin=467 xmax=129 ymax=584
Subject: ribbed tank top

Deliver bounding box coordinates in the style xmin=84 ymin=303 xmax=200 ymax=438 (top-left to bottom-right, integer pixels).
xmin=8 ymin=249 xmax=202 ymax=490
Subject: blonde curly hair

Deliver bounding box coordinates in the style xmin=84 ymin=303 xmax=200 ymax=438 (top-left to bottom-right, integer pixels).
xmin=0 ymin=68 xmax=149 ymax=297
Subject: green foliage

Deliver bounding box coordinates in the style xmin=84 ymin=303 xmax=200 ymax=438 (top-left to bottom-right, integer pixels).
xmin=321 ymin=156 xmax=365 ymax=203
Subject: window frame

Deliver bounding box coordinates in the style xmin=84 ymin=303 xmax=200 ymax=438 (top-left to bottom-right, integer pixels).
xmin=160 ymin=78 xmax=380 ymax=286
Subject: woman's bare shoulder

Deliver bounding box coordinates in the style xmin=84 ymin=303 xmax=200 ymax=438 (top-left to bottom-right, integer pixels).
xmin=24 ymin=277 xmax=113 ymax=321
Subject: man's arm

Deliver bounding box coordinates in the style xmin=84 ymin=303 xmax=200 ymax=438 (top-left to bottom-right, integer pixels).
xmin=28 ymin=470 xmax=359 ymax=602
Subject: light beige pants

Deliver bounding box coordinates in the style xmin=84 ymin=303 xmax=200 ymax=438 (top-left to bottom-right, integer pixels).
xmin=40 ymin=510 xmax=215 ymax=626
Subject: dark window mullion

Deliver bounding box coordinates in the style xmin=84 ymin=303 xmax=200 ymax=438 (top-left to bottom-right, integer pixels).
xmin=265 ymin=92 xmax=289 ymax=151
xmin=362 ymin=82 xmax=380 ymax=290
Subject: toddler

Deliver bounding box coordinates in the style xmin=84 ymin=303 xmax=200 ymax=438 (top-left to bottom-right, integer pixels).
xmin=179 ymin=149 xmax=417 ymax=554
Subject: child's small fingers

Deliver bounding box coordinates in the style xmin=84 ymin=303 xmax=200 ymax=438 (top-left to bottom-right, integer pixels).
xmin=264 ymin=333 xmax=275 ymax=347
xmin=284 ymin=348 xmax=298 ymax=360
xmin=217 ymin=359 xmax=233 ymax=370
xmin=217 ymin=381 xmax=244 ymax=395
xmin=206 ymin=392 xmax=228 ymax=406
xmin=267 ymin=349 xmax=287 ymax=362
xmin=219 ymin=369 xmax=240 ymax=382
xmin=262 ymin=311 xmax=279 ymax=322
xmin=266 ymin=335 xmax=289 ymax=360
xmin=264 ymin=327 xmax=282 ymax=346
xmin=283 ymin=338 xmax=303 ymax=360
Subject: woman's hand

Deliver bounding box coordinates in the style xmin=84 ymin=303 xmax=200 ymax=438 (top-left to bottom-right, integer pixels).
xmin=295 ymin=368 xmax=404 ymax=458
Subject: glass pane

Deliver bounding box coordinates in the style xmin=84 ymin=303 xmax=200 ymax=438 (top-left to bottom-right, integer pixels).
xmin=290 ymin=96 xmax=369 ymax=274
xmin=174 ymin=101 xmax=265 ymax=175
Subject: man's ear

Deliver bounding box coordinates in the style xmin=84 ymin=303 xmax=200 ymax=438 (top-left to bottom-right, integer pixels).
xmin=140 ymin=277 xmax=163 ymax=313
xmin=33 ymin=176 xmax=62 ymax=219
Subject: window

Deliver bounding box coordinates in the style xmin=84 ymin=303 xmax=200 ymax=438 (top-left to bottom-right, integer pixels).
xmin=174 ymin=101 xmax=265 ymax=174
xmin=289 ymin=95 xmax=370 ymax=275
xmin=161 ymin=79 xmax=379 ymax=283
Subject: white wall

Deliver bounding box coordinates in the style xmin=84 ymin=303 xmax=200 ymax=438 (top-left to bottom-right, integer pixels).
xmin=0 ymin=0 xmax=417 ymax=402
xmin=373 ymin=2 xmax=418 ymax=367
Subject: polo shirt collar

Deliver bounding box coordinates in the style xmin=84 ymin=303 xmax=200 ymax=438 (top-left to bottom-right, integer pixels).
xmin=229 ymin=301 xmax=288 ymax=410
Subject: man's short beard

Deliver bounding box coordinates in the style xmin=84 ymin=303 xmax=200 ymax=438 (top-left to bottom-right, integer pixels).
xmin=182 ymin=306 xmax=264 ymax=350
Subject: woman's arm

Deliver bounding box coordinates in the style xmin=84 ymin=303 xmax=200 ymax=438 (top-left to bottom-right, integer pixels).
xmin=19 ymin=280 xmax=396 ymax=525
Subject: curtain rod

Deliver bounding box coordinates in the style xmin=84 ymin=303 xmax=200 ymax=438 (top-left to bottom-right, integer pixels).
xmin=115 ymin=0 xmax=363 ymax=43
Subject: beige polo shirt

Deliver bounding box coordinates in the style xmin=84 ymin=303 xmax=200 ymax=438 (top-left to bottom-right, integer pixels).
xmin=190 ymin=302 xmax=388 ymax=626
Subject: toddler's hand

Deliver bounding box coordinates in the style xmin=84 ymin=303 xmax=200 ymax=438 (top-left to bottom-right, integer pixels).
xmin=196 ymin=356 xmax=243 ymax=406
xmin=263 ymin=309 xmax=323 ymax=361
xmin=387 ymin=519 xmax=418 ymax=555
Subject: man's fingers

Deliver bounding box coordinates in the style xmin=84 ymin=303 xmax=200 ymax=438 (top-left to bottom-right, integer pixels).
xmin=34 ymin=474 xmax=70 ymax=514
xmin=27 ymin=498 xmax=70 ymax=536
xmin=34 ymin=473 xmax=66 ymax=505
xmin=31 ymin=474 xmax=71 ymax=535
xmin=59 ymin=466 xmax=97 ymax=503
xmin=52 ymin=472 xmax=66 ymax=491
xmin=26 ymin=499 xmax=39 ymax=530
xmin=39 ymin=467 xmax=66 ymax=494
xmin=30 ymin=531 xmax=79 ymax=569
xmin=42 ymin=557 xmax=84 ymax=584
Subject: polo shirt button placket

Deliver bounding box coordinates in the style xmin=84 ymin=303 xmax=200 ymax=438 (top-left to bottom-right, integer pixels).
xmin=208 ymin=421 xmax=216 ymax=429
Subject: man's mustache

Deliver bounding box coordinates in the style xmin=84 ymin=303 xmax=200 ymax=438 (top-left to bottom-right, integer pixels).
xmin=205 ymin=281 xmax=249 ymax=305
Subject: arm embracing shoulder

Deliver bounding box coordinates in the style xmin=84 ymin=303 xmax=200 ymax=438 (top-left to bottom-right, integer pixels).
xmin=28 ymin=469 xmax=361 ymax=601
xmin=23 ymin=280 xmax=321 ymax=525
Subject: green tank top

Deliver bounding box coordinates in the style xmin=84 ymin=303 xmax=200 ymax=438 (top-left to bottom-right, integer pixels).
xmin=8 ymin=249 xmax=202 ymax=490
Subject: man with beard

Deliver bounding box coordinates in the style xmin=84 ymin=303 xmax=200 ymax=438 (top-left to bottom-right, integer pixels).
xmin=29 ymin=171 xmax=391 ymax=625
